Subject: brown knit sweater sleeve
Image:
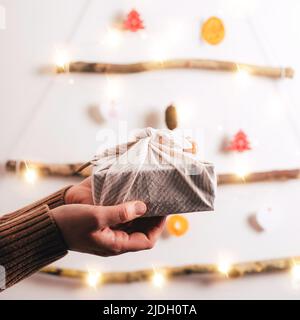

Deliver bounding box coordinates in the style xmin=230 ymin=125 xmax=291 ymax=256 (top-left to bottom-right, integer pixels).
xmin=0 ymin=187 xmax=72 ymax=291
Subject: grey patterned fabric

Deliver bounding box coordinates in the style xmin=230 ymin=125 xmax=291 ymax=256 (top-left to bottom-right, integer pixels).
xmin=93 ymin=163 xmax=215 ymax=217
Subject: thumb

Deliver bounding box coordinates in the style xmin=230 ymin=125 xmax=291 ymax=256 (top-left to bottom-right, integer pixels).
xmin=97 ymin=201 xmax=147 ymax=226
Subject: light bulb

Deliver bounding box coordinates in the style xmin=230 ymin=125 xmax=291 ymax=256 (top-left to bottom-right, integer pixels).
xmin=217 ymin=260 xmax=232 ymax=276
xmin=235 ymin=166 xmax=249 ymax=179
xmin=54 ymin=49 xmax=70 ymax=73
xmin=291 ymin=263 xmax=300 ymax=279
xmin=104 ymin=28 xmax=123 ymax=47
xmin=24 ymin=168 xmax=38 ymax=184
xmin=86 ymin=270 xmax=102 ymax=288
xmin=151 ymin=271 xmax=166 ymax=288
xmin=291 ymin=262 xmax=300 ymax=289
xmin=235 ymin=67 xmax=250 ymax=83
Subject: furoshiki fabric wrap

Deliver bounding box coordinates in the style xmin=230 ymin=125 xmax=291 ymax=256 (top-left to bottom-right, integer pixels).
xmin=92 ymin=128 xmax=216 ymax=217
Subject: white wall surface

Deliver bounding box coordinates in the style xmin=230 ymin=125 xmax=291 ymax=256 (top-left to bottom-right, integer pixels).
xmin=0 ymin=0 xmax=300 ymax=299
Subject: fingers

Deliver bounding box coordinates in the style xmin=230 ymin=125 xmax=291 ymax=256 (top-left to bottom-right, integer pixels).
xmin=122 ymin=232 xmax=154 ymax=252
xmin=99 ymin=229 xmax=154 ymax=254
xmin=113 ymin=219 xmax=165 ymax=253
xmin=95 ymin=201 xmax=147 ymax=227
xmin=95 ymin=217 xmax=166 ymax=255
xmin=89 ymin=203 xmax=167 ymax=255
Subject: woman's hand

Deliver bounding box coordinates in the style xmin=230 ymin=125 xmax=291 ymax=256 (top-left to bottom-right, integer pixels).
xmin=59 ymin=177 xmax=166 ymax=256
xmin=64 ymin=177 xmax=93 ymax=205
xmin=52 ymin=201 xmax=166 ymax=257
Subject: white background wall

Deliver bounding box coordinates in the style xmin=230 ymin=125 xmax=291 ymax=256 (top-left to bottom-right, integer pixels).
xmin=1 ymin=0 xmax=300 ymax=299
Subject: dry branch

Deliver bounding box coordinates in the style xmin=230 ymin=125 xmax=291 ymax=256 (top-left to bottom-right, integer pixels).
xmin=40 ymin=256 xmax=297 ymax=284
xmin=5 ymin=160 xmax=90 ymax=178
xmin=217 ymin=169 xmax=300 ymax=185
xmin=64 ymin=59 xmax=294 ymax=79
xmin=6 ymin=160 xmax=300 ymax=184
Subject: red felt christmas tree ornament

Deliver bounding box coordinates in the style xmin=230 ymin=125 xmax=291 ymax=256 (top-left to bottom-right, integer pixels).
xmin=227 ymin=130 xmax=251 ymax=152
xmin=123 ymin=9 xmax=144 ymax=32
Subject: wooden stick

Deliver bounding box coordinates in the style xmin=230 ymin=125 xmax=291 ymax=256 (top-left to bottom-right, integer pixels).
xmin=6 ymin=160 xmax=300 ymax=184
xmin=5 ymin=139 xmax=198 ymax=177
xmin=64 ymin=59 xmax=294 ymax=79
xmin=40 ymin=256 xmax=298 ymax=284
xmin=5 ymin=160 xmax=90 ymax=178
xmin=217 ymin=169 xmax=300 ymax=185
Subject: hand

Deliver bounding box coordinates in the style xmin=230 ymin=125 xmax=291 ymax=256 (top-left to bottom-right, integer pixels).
xmin=52 ymin=201 xmax=166 ymax=257
xmin=65 ymin=177 xmax=93 ymax=205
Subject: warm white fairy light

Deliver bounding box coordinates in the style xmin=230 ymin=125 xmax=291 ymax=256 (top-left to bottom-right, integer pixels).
xmin=235 ymin=65 xmax=250 ymax=83
xmin=103 ymin=28 xmax=123 ymax=47
xmin=150 ymin=43 xmax=167 ymax=65
xmin=234 ymin=165 xmax=250 ymax=179
xmin=24 ymin=168 xmax=38 ymax=184
xmin=54 ymin=49 xmax=70 ymax=72
xmin=291 ymin=261 xmax=300 ymax=288
xmin=86 ymin=270 xmax=102 ymax=288
xmin=291 ymin=263 xmax=300 ymax=280
xmin=217 ymin=260 xmax=232 ymax=276
xmin=151 ymin=270 xmax=166 ymax=288
xmin=233 ymin=155 xmax=250 ymax=179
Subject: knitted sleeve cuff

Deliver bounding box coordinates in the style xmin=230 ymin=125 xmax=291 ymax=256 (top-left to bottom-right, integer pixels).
xmin=28 ymin=185 xmax=73 ymax=210
xmin=0 ymin=186 xmax=73 ymax=223
xmin=0 ymin=204 xmax=68 ymax=291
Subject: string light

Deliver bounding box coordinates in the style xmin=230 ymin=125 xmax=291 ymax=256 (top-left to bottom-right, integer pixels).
xmin=150 ymin=43 xmax=167 ymax=65
xmin=291 ymin=262 xmax=300 ymax=280
xmin=86 ymin=270 xmax=102 ymax=288
xmin=235 ymin=65 xmax=250 ymax=83
xmin=217 ymin=260 xmax=232 ymax=277
xmin=233 ymin=156 xmax=250 ymax=180
xmin=291 ymin=262 xmax=300 ymax=288
xmin=54 ymin=49 xmax=70 ymax=73
xmin=24 ymin=167 xmax=38 ymax=184
xmin=41 ymin=256 xmax=300 ymax=285
xmin=151 ymin=269 xmax=166 ymax=288
xmin=103 ymin=28 xmax=123 ymax=48
xmin=234 ymin=165 xmax=250 ymax=179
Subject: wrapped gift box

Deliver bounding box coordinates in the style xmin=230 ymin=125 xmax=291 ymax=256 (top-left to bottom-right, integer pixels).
xmin=92 ymin=162 xmax=215 ymax=217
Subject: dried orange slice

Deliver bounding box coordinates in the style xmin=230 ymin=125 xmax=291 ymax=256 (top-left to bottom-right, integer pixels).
xmin=201 ymin=16 xmax=225 ymax=45
xmin=167 ymin=215 xmax=189 ymax=237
